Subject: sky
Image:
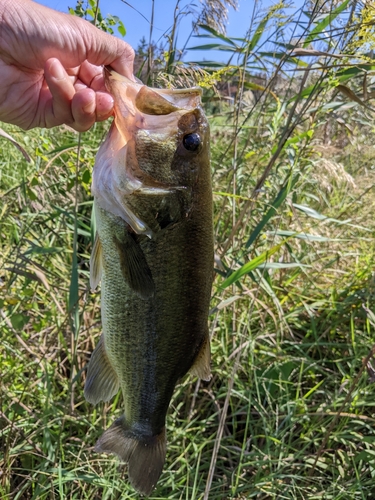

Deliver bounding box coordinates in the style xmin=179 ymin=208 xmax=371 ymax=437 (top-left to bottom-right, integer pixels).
xmin=35 ymin=0 xmax=295 ymax=63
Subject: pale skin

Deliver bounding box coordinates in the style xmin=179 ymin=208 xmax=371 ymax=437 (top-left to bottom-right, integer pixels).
xmin=0 ymin=0 xmax=135 ymax=131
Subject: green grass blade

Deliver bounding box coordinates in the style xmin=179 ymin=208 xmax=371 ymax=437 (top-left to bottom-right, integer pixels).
xmin=303 ymin=0 xmax=351 ymax=48
xmin=218 ymin=241 xmax=287 ymax=291
xmin=197 ymin=23 xmax=239 ymax=47
xmin=187 ymin=43 xmax=240 ymax=52
xmin=245 ymin=174 xmax=299 ymax=249
xmin=247 ymin=13 xmax=269 ymax=52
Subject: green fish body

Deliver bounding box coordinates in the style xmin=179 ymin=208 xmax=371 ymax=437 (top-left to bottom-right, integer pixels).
xmin=85 ymin=69 xmax=213 ymax=496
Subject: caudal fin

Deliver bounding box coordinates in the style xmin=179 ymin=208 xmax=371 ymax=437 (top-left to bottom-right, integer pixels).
xmin=94 ymin=416 xmax=166 ymax=496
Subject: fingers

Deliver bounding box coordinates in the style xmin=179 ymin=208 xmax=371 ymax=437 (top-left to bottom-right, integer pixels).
xmin=44 ymin=58 xmax=114 ymax=131
xmin=93 ymin=92 xmax=114 ymax=121
xmin=71 ymin=90 xmax=113 ymax=132
xmin=71 ymin=89 xmax=96 ymax=131
xmin=44 ymin=58 xmax=75 ymax=125
xmin=78 ymin=60 xmax=105 ymax=91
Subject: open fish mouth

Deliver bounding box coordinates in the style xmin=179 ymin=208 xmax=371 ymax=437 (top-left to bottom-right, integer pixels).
xmin=92 ymin=68 xmax=205 ymax=238
xmin=104 ymin=66 xmax=202 ymax=141
xmin=105 ymin=66 xmax=202 ymax=111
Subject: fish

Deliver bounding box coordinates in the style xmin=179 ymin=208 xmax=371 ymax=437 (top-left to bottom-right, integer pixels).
xmin=84 ymin=67 xmax=213 ymax=496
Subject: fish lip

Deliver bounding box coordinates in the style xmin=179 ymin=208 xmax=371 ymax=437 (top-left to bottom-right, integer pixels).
xmin=147 ymin=86 xmax=202 ymax=97
xmin=164 ymin=87 xmax=202 ymax=94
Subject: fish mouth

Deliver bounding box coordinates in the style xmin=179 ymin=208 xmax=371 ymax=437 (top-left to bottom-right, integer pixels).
xmin=104 ymin=66 xmax=202 ymax=115
xmin=104 ymin=66 xmax=203 ymax=142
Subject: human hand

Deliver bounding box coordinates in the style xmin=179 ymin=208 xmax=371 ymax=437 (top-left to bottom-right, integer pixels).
xmin=0 ymin=0 xmax=134 ymax=131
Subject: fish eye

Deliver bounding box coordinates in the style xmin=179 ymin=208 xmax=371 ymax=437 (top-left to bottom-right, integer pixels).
xmin=183 ymin=133 xmax=201 ymax=152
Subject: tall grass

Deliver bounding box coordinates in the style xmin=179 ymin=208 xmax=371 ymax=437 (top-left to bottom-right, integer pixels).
xmin=3 ymin=0 xmax=375 ymax=498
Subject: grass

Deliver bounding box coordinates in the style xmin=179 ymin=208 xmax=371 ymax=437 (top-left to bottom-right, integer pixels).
xmin=3 ymin=0 xmax=375 ymax=498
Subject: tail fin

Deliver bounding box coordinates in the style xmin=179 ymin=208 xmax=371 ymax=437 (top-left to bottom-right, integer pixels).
xmin=94 ymin=416 xmax=166 ymax=496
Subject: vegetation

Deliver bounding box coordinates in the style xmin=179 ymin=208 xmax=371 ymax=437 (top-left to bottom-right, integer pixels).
xmin=3 ymin=0 xmax=375 ymax=498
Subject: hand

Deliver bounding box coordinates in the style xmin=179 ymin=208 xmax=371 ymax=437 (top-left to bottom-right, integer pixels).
xmin=0 ymin=0 xmax=134 ymax=131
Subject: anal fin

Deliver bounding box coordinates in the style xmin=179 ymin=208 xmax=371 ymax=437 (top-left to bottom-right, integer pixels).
xmin=114 ymin=231 xmax=155 ymax=300
xmin=90 ymin=232 xmax=103 ymax=291
xmin=84 ymin=335 xmax=119 ymax=405
xmin=189 ymin=335 xmax=211 ymax=381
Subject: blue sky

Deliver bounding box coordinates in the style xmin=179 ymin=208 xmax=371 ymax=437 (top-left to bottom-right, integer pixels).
xmin=36 ymin=0 xmax=295 ymax=63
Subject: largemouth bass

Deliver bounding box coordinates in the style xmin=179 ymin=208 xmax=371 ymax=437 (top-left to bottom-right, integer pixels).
xmin=84 ymin=68 xmax=213 ymax=496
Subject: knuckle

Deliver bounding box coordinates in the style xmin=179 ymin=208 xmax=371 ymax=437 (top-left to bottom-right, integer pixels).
xmin=125 ymin=45 xmax=135 ymax=62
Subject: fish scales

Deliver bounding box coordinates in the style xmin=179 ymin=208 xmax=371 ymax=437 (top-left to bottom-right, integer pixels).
xmin=85 ymin=68 xmax=213 ymax=496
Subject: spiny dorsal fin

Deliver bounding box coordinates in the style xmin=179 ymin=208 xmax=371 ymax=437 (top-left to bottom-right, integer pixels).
xmin=90 ymin=232 xmax=103 ymax=291
xmin=189 ymin=335 xmax=211 ymax=381
xmin=113 ymin=231 xmax=155 ymax=300
xmin=84 ymin=335 xmax=119 ymax=405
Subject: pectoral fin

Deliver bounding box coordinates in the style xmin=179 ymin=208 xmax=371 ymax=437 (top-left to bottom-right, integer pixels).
xmin=84 ymin=335 xmax=120 ymax=405
xmin=90 ymin=232 xmax=103 ymax=291
xmin=189 ymin=335 xmax=211 ymax=381
xmin=114 ymin=231 xmax=155 ymax=299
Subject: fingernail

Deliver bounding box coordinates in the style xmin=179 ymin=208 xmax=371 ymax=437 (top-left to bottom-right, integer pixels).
xmin=107 ymin=95 xmax=114 ymax=109
xmin=52 ymin=60 xmax=66 ymax=81
xmin=96 ymin=93 xmax=114 ymax=119
xmin=83 ymin=99 xmax=95 ymax=114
